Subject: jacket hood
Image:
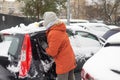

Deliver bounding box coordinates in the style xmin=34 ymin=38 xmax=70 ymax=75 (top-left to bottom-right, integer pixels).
xmin=49 ymin=21 xmax=66 ymax=32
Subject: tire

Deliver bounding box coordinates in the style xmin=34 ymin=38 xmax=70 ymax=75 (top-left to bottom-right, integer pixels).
xmin=0 ymin=56 xmax=10 ymax=67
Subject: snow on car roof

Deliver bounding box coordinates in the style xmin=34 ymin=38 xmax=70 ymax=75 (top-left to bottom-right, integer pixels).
xmin=66 ymin=25 xmax=98 ymax=36
xmin=61 ymin=19 xmax=89 ymax=24
xmin=66 ymin=25 xmax=85 ymax=30
xmin=0 ymin=22 xmax=46 ymax=34
xmin=107 ymin=25 xmax=119 ymax=29
xmin=73 ymin=23 xmax=107 ymax=26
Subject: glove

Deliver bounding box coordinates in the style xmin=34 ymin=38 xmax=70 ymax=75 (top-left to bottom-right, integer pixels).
xmin=41 ymin=41 xmax=48 ymax=50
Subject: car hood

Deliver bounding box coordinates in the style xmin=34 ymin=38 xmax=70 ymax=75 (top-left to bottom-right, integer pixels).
xmin=83 ymin=46 xmax=120 ymax=80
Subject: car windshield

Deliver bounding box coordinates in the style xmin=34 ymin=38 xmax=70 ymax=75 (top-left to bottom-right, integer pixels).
xmin=75 ymin=31 xmax=98 ymax=41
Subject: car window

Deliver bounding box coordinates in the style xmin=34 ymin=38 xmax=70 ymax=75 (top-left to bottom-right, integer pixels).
xmin=102 ymin=30 xmax=120 ymax=40
xmin=0 ymin=34 xmax=13 ymax=57
xmin=8 ymin=37 xmax=19 ymax=57
xmin=75 ymin=31 xmax=98 ymax=41
xmin=0 ymin=34 xmax=13 ymax=41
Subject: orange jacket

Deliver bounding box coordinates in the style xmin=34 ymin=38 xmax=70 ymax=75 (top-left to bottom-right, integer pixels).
xmin=46 ymin=22 xmax=76 ymax=74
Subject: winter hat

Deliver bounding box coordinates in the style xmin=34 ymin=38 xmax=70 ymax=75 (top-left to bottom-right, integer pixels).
xmin=43 ymin=11 xmax=58 ymax=29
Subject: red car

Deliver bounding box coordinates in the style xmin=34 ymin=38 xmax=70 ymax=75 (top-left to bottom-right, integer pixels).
xmin=0 ymin=27 xmax=56 ymax=80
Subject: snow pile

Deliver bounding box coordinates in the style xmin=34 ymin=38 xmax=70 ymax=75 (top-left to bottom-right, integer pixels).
xmin=7 ymin=61 xmax=20 ymax=73
xmin=0 ymin=22 xmax=46 ymax=34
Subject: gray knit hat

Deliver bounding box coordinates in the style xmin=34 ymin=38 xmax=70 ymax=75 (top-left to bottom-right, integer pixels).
xmin=43 ymin=11 xmax=58 ymax=28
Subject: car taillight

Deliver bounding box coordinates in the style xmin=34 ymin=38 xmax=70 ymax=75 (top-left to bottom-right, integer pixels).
xmin=81 ymin=68 xmax=94 ymax=80
xmin=19 ymin=34 xmax=32 ymax=78
xmin=81 ymin=68 xmax=85 ymax=78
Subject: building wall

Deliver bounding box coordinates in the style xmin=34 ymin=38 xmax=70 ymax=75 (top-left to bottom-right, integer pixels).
xmin=0 ymin=0 xmax=24 ymax=17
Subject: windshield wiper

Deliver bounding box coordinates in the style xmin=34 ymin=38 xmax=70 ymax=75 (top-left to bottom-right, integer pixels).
xmin=111 ymin=69 xmax=120 ymax=74
xmin=104 ymin=43 xmax=120 ymax=47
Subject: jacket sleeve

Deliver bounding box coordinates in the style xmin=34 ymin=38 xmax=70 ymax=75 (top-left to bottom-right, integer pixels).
xmin=45 ymin=30 xmax=63 ymax=58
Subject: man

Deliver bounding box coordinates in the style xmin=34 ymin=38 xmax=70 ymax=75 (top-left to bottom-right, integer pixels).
xmin=42 ymin=11 xmax=76 ymax=80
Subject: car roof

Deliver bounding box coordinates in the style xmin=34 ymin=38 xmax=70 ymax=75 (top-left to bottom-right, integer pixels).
xmin=66 ymin=25 xmax=85 ymax=31
xmin=107 ymin=25 xmax=119 ymax=29
xmin=66 ymin=25 xmax=98 ymax=36
xmin=71 ymin=23 xmax=107 ymax=26
xmin=0 ymin=22 xmax=46 ymax=34
xmin=61 ymin=19 xmax=89 ymax=23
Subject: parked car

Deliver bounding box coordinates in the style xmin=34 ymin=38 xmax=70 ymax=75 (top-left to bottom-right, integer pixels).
xmin=71 ymin=23 xmax=110 ymax=37
xmin=67 ymin=25 xmax=103 ymax=56
xmin=81 ymin=32 xmax=120 ymax=80
xmin=89 ymin=19 xmax=104 ymax=23
xmin=66 ymin=25 xmax=103 ymax=73
xmin=107 ymin=25 xmax=119 ymax=29
xmin=0 ymin=26 xmax=56 ymax=80
xmin=61 ymin=19 xmax=89 ymax=25
xmin=0 ymin=32 xmax=18 ymax=80
xmin=0 ymin=24 xmax=84 ymax=80
xmin=100 ymin=28 xmax=120 ymax=44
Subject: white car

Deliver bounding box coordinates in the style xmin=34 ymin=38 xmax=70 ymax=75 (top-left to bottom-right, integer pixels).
xmin=81 ymin=32 xmax=120 ymax=80
xmin=0 ymin=24 xmax=57 ymax=80
xmin=61 ymin=19 xmax=89 ymax=24
xmin=71 ymin=23 xmax=110 ymax=37
xmin=66 ymin=25 xmax=103 ymax=73
xmin=107 ymin=25 xmax=119 ymax=29
xmin=67 ymin=25 xmax=103 ymax=57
